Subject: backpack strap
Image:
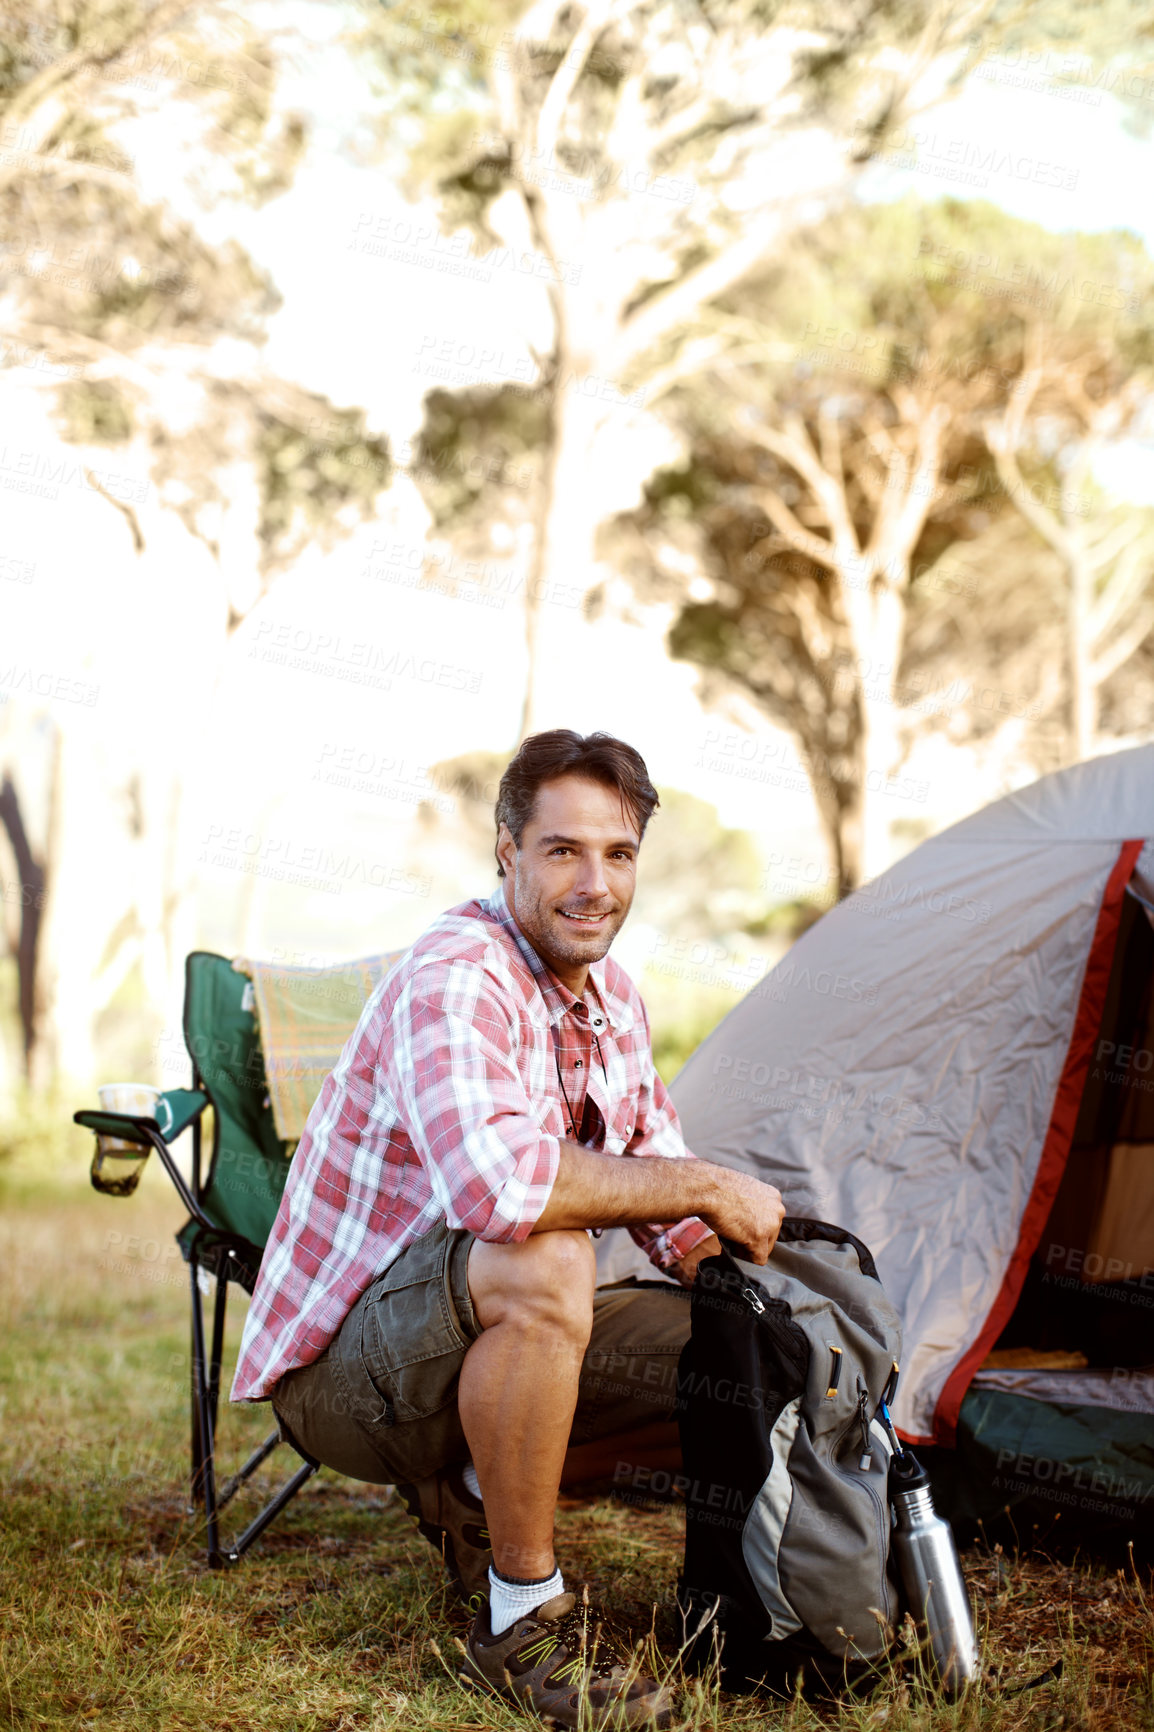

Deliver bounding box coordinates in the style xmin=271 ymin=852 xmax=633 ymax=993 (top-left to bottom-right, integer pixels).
xmin=720 ymin=1216 xmax=882 ymax=1283
xmin=776 ymin=1216 xmax=881 ymax=1282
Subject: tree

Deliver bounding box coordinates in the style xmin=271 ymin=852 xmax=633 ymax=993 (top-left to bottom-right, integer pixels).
xmin=368 ymin=0 xmax=1068 ymax=737
xmin=981 ymin=326 xmax=1154 ymax=761
xmin=608 ymin=199 xmax=1154 ymax=890
xmin=365 ymin=0 xmax=1154 ymax=739
xmin=0 ymin=3 xmax=394 ymax=1089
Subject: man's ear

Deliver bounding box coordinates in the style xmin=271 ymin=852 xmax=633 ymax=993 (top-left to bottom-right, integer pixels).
xmin=495 ymin=822 xmax=517 ymax=880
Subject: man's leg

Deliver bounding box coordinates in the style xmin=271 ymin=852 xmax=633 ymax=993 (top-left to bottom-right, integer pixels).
xmin=459 ymin=1238 xmax=674 ymax=1730
xmin=461 ymin=1228 xmax=595 ymax=1580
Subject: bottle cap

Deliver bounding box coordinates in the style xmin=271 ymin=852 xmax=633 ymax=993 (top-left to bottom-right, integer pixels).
xmin=888 ymin=1447 xmax=931 ymax=1496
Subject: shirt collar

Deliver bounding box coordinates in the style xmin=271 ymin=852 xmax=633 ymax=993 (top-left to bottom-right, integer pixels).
xmin=484 ymin=884 xmax=619 ymax=1030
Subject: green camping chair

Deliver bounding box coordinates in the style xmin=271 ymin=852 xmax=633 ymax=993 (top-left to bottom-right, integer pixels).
xmin=74 ymin=950 xmax=320 ymax=1567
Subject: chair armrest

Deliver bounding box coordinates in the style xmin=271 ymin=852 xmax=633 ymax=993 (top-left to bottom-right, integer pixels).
xmin=75 ymin=1092 xmax=213 ymax=1230
xmin=74 ymin=1088 xmax=208 ymax=1145
xmin=74 ymin=1109 xmax=156 ymax=1146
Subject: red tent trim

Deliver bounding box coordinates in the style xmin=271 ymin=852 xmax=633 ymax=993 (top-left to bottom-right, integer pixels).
xmin=932 ymin=836 xmax=1145 ymax=1448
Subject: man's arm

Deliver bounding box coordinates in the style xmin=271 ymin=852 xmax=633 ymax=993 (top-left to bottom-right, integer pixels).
xmin=604 ymin=997 xmax=723 ymax=1276
xmin=533 ymin=1141 xmax=785 ymax=1265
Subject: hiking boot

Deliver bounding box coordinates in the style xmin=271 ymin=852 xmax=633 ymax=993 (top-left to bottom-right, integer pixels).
xmin=462 ymin=1589 xmax=673 ymax=1728
xmin=394 ymin=1467 xmax=491 ymax=1607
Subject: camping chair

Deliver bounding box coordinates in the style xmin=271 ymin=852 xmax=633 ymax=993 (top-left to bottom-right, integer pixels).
xmin=74 ymin=948 xmax=394 ymax=1566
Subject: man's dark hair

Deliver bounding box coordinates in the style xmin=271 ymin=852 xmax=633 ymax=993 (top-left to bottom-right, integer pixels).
xmin=494 ymin=730 xmax=659 ymax=877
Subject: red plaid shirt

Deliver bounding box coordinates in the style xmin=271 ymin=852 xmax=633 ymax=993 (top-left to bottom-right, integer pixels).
xmin=232 ymin=886 xmax=710 ymax=1402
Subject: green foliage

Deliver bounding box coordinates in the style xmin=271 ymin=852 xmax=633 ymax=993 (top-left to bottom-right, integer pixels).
xmin=416 ymin=383 xmax=546 ymax=527
xmin=171 ymin=28 xmax=310 ymax=207
xmin=632 ymin=197 xmax=1154 ymax=769
xmin=0 ymin=1086 xmax=90 ymax=1175
xmin=0 ymin=3 xmax=295 ymax=364
xmin=428 ymin=747 xmax=507 ymax=808
xmin=648 ymin=980 xmax=741 ymax=1085
xmin=54 ymin=377 xmax=135 ymax=444
xmin=254 ymin=400 xmax=393 ymax=573
xmin=139 ymin=377 xmax=395 ymax=584
xmin=633 ymin=787 xmax=765 ymax=936
xmin=742 ymin=899 xmax=827 ymax=942
xmin=711 ymin=196 xmax=1154 ymax=405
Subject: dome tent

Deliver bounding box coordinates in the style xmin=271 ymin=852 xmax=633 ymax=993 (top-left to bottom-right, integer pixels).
xmin=668 ymin=743 xmax=1154 ymax=1530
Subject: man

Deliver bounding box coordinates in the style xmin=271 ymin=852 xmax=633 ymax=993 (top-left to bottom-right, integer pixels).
xmin=233 ymin=729 xmax=784 ymax=1728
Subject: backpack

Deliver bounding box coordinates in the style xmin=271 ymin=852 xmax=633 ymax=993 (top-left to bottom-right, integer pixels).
xmin=676 ymin=1219 xmax=904 ymax=1693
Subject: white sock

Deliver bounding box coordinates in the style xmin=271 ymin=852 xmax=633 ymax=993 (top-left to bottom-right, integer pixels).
xmin=462 ymin=1460 xmax=482 ymax=1501
xmin=488 ymin=1564 xmax=564 ymax=1636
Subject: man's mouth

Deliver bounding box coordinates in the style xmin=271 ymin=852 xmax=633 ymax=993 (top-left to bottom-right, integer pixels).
xmin=558 ymin=908 xmax=612 ymax=927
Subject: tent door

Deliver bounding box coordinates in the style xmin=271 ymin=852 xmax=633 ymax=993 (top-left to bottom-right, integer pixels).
xmin=993 ymin=888 xmax=1154 ymax=1371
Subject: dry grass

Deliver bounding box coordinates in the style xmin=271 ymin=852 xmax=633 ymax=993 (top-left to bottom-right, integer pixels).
xmin=1 ymin=1158 xmax=1151 ymax=1731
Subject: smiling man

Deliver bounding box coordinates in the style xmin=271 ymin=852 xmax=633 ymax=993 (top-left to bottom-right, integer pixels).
xmin=233 ymin=730 xmax=784 ymax=1729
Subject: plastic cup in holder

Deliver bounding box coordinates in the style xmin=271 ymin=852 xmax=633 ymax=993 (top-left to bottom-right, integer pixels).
xmin=90 ymin=1082 xmax=160 ymax=1197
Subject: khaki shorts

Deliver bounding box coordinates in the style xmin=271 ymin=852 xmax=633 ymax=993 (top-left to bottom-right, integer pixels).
xmin=271 ymin=1220 xmax=692 ymax=1486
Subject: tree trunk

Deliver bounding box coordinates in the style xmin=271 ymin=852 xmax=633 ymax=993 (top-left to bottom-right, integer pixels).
xmin=857 ymin=583 xmax=907 ymax=882
xmin=815 ymin=766 xmax=865 ymax=901
xmin=0 ymin=773 xmax=46 ymax=1075
xmin=29 ymin=727 xmax=105 ymax=1089
xmin=793 ymin=695 xmax=866 ymax=900
xmin=519 ymin=382 xmax=605 ymax=739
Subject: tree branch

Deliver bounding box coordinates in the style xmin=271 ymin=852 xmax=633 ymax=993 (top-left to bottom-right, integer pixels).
xmin=747 ymin=415 xmax=858 ymax=555
xmin=1091 ymin=601 xmax=1154 ymax=686
xmin=3 ymin=0 xmax=194 ymax=134
xmin=636 ymin=333 xmax=735 ymax=407
xmin=817 ymin=406 xmax=844 ymax=496
xmin=84 ymin=470 xmax=146 ymax=554
xmin=876 ymin=403 xmax=948 ymax=576
xmin=0 ymin=149 xmax=146 ymax=204
xmin=982 ymin=422 xmax=1070 ymax=560
xmin=535 ymin=0 xmax=618 ymax=161
xmin=649 ymin=97 xmax=763 ymax=161
xmin=612 ymin=202 xmax=795 ymax=374
xmin=753 ymin=488 xmax=839 ymax=572
xmin=1088 ymin=537 xmax=1154 ymax=646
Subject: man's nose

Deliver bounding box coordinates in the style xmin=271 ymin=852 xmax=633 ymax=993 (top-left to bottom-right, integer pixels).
xmin=575 ymin=852 xmax=609 ymax=899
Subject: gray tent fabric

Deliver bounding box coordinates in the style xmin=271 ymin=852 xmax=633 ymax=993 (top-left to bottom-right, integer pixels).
xmin=617 ymin=744 xmax=1154 ymax=1442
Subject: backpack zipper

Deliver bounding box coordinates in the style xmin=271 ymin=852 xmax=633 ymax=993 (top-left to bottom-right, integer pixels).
xmin=856 ymin=1385 xmax=873 ymax=1472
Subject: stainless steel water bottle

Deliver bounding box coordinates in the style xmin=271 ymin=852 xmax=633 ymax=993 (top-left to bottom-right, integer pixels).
xmin=888 ymin=1449 xmax=980 ymax=1694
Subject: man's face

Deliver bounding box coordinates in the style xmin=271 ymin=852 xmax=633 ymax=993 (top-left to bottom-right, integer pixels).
xmin=496 ymin=775 xmax=641 ymax=993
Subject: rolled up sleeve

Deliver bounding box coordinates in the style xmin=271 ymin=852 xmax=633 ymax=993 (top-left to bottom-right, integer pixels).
xmin=384 ymin=961 xmax=560 ymax=1242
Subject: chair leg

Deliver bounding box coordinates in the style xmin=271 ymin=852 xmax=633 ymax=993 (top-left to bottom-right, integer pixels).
xmin=189 ymin=1257 xmax=223 ymax=1566
xmin=189 ymin=1255 xmax=205 ymax=1510
xmin=217 ymin=1428 xmax=283 ymax=1513
xmin=184 ymin=1245 xmax=316 ymax=1567
xmin=226 ymin=1459 xmax=320 ymax=1565
xmin=207 ymin=1264 xmax=229 ymax=1445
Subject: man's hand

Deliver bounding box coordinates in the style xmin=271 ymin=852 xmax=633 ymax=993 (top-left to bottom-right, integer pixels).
xmin=668 ymin=1232 xmax=722 ymax=1286
xmin=698 ymin=1168 xmax=785 ymax=1265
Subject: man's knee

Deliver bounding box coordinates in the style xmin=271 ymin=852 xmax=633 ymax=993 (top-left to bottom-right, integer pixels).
xmin=468 ymin=1228 xmax=595 ymax=1334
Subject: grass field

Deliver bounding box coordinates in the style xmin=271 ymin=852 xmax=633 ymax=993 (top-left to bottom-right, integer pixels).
xmin=1 ymin=1152 xmax=1151 ymax=1731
